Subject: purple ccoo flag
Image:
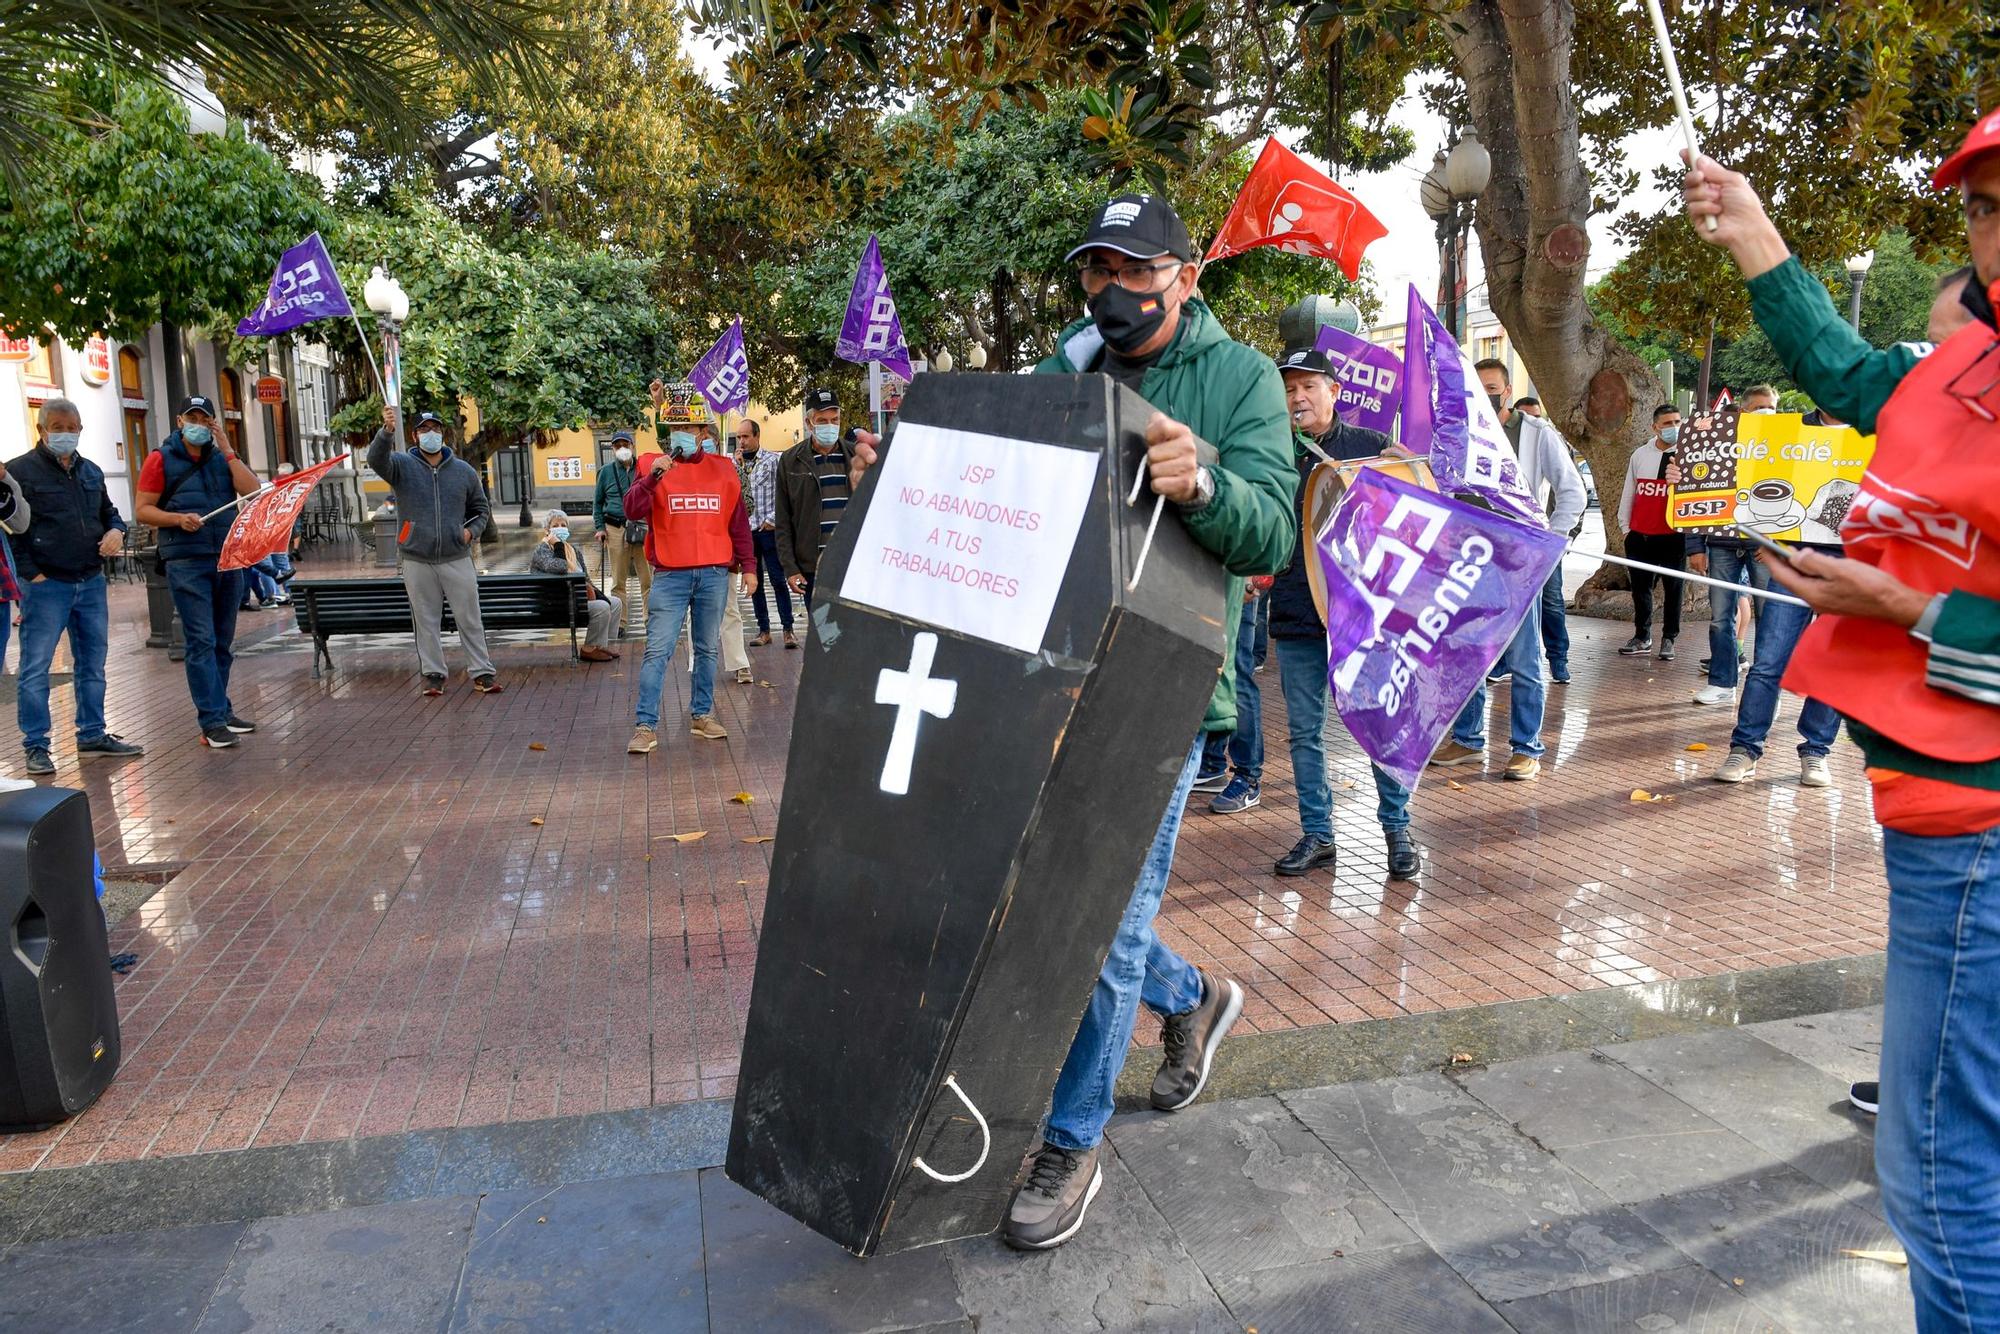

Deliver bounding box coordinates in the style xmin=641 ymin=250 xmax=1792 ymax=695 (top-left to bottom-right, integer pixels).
xmin=1401 ymin=290 xmax=1545 ymax=529
xmin=1311 ymin=325 xmax=1402 ymax=437
xmin=1397 ymin=285 xmax=1434 ymax=455
xmin=692 ymin=317 xmax=752 ymax=417
xmin=1318 ymin=468 xmax=1566 ymax=789
xmin=835 ymin=235 xmax=914 ymax=381
xmin=236 ymin=232 xmax=352 ymax=337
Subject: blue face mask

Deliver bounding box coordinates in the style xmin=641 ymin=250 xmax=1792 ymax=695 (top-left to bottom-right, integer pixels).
xmin=812 ymin=423 xmax=840 ymax=447
xmin=45 ymin=431 xmax=80 ymax=456
xmin=417 ymin=431 xmax=445 ymax=453
xmin=182 ymin=423 xmax=213 ymax=447
xmin=669 ymin=431 xmax=696 ymax=457
xmin=700 ymin=436 xmax=720 ymax=455
xmin=551 ymin=526 xmax=571 ymax=543
xmin=1659 ymin=424 xmax=1680 ymax=445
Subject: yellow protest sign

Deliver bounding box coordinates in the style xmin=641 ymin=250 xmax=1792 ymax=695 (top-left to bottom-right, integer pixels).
xmin=1668 ymin=407 xmax=1872 ymax=543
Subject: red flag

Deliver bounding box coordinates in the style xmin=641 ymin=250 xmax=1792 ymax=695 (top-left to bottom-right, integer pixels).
xmin=218 ymin=454 xmax=348 ymax=571
xmin=1203 ymin=139 xmax=1387 ymax=278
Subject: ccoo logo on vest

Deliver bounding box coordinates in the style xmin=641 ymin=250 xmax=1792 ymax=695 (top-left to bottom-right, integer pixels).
xmin=669 ymin=494 xmax=723 ymax=514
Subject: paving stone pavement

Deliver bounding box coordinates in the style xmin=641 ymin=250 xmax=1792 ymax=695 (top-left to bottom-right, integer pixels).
xmin=0 ymin=1005 xmax=1908 ymax=1332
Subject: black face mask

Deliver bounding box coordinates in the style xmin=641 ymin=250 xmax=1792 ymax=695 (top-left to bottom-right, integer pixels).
xmin=1090 ymin=284 xmax=1173 ymax=357
xmin=1487 ymin=393 xmax=1507 ymax=416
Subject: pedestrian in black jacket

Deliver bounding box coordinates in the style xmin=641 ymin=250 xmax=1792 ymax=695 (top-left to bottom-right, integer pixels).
xmin=8 ymin=397 xmax=141 ymax=775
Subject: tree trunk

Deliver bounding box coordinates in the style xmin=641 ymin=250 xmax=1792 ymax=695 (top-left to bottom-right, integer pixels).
xmin=1449 ymin=0 xmax=1664 ymax=603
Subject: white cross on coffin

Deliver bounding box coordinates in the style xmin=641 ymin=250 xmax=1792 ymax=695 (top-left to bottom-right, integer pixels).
xmin=875 ymin=631 xmax=958 ymax=796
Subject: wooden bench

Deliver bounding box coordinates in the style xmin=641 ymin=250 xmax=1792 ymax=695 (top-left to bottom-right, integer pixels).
xmin=291 ymin=574 xmax=589 ymax=679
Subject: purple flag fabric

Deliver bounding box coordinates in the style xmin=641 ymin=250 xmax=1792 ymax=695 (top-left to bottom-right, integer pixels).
xmin=691 ymin=317 xmax=751 ymax=416
xmin=1319 ymin=468 xmax=1566 ymax=789
xmin=236 ymin=232 xmax=352 ymax=337
xmin=1402 ymin=290 xmax=1546 ymax=529
xmin=1397 ymin=285 xmax=1434 ymax=454
xmin=1311 ymin=326 xmax=1402 ymax=436
xmin=835 ymin=235 xmax=915 ymax=381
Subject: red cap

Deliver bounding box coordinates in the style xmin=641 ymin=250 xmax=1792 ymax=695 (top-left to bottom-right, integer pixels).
xmin=1934 ymin=106 xmax=2000 ymax=190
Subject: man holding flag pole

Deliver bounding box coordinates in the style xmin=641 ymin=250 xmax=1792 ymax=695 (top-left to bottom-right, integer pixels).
xmin=134 ymin=395 xmax=264 ymax=749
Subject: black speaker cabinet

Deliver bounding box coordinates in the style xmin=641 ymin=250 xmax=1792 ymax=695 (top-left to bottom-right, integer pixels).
xmin=0 ymin=787 xmax=120 ymax=1131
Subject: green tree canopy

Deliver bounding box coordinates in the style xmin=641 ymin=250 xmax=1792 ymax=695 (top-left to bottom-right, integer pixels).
xmin=0 ymin=70 xmax=327 ymax=343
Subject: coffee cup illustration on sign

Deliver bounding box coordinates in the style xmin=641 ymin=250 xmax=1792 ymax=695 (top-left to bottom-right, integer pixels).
xmin=1735 ymin=479 xmax=1806 ymax=534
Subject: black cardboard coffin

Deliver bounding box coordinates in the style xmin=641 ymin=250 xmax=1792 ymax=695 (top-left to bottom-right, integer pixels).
xmin=726 ymin=372 xmax=1230 ymax=1255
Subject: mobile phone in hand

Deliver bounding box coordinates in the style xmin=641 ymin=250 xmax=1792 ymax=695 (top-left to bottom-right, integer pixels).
xmin=1732 ymin=522 xmax=1801 ymax=563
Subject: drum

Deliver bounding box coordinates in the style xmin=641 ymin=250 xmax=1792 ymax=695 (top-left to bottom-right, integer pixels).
xmin=1303 ymin=454 xmax=1439 ymax=625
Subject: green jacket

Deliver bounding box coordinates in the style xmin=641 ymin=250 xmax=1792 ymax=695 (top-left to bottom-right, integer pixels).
xmin=1037 ymin=298 xmax=1298 ymax=733
xmin=1747 ymin=255 xmax=2000 ymax=792
xmin=593 ymin=458 xmax=639 ymax=529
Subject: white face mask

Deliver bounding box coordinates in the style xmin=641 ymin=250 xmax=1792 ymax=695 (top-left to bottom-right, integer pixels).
xmin=614 ymin=446 xmax=633 ymax=463
xmin=551 ymin=526 xmax=570 ymax=543
xmin=812 ymin=423 xmax=840 ymax=447
xmin=418 ymin=431 xmax=445 ymax=452
xmin=45 ymin=431 xmax=81 ymax=456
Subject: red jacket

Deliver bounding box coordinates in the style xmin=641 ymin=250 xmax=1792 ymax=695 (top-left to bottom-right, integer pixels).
xmin=1784 ymin=319 xmax=2000 ymax=765
xmin=622 ymin=454 xmax=754 ymax=572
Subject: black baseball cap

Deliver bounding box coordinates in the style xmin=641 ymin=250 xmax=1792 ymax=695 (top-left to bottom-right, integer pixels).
xmin=610 ymin=429 xmax=634 ymax=444
xmin=1065 ymin=194 xmax=1195 ymax=263
xmin=1275 ymin=347 xmax=1336 ymax=377
xmin=178 ymin=394 xmax=216 ymax=417
xmin=804 ymin=387 xmax=839 ymax=412
xmin=411 ymin=411 xmax=445 ymax=429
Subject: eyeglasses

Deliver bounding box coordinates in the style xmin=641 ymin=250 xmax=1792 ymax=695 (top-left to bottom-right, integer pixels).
xmin=1076 ymin=260 xmax=1184 ymax=295
xmin=1946 ymin=337 xmax=2000 ymax=422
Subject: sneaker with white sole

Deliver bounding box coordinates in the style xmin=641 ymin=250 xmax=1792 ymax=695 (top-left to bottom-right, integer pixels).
xmin=1849 ymin=1080 xmax=1879 ymax=1115
xmin=1799 ymin=755 xmax=1833 ymax=788
xmin=1151 ymin=971 xmax=1243 ymax=1112
xmin=1617 ymin=635 xmax=1653 ymax=656
xmin=626 ymin=725 xmax=658 ymax=754
xmin=1693 ymin=684 xmax=1736 ymax=706
xmin=1209 ymin=776 xmax=1260 ymax=815
xmin=1713 ymin=748 xmax=1757 ymax=783
xmin=690 ymin=714 xmax=729 ymax=740
xmin=1003 ymin=1143 xmax=1104 ymax=1251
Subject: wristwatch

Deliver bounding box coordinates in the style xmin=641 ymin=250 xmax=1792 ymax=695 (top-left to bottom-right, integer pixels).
xmin=1911 ymin=592 xmax=1949 ymax=643
xmin=1179 ymin=464 xmax=1215 ymax=513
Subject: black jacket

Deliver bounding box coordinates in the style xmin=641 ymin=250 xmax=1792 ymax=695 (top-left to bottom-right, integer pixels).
xmin=6 ymin=446 xmax=127 ymax=582
xmin=1269 ymin=418 xmax=1392 ymax=641
xmin=774 ymin=438 xmax=853 ymax=579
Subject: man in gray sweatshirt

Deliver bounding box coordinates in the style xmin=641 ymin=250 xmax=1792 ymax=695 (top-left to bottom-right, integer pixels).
xmin=366 ymin=407 xmax=502 ymax=695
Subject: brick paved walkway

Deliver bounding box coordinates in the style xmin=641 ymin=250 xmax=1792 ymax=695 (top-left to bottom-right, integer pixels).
xmin=0 ymin=552 xmax=1887 ymax=1170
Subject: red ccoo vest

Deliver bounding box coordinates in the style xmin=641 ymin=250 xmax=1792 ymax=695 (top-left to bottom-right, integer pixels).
xmin=645 ymin=454 xmax=742 ymax=570
xmin=1783 ymin=320 xmax=2000 ymax=764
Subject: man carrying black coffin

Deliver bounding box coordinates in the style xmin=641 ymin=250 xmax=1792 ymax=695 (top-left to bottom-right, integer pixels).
xmin=850 ymin=193 xmax=1297 ymax=1249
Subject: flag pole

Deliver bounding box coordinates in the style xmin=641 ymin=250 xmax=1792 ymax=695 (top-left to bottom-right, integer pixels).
xmin=199 ymin=485 xmax=273 ymax=524
xmin=349 ymin=311 xmax=390 ymax=401
xmin=1581 ymin=547 xmax=1808 ymax=608
xmin=1642 ymin=0 xmax=1717 ymax=233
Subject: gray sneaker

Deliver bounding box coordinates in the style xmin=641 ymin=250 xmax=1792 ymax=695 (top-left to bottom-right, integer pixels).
xmin=1714 ymin=748 xmax=1757 ymax=783
xmin=1151 ymin=970 xmax=1244 ymax=1112
xmin=1002 ymin=1142 xmax=1104 ymax=1251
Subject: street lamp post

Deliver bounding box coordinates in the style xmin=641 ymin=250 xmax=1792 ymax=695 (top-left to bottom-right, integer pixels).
xmin=933 ymin=348 xmax=955 ymax=374
xmin=362 ymin=267 xmax=409 ymax=441
xmin=1845 ymin=249 xmax=1875 ymax=331
xmin=1420 ymin=128 xmax=1492 ymax=344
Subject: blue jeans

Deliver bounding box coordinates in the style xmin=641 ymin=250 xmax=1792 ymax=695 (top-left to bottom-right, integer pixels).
xmin=16 ymin=575 xmax=109 ymax=751
xmin=1227 ymin=595 xmax=1264 ymax=783
xmin=1452 ymin=603 xmax=1547 ymax=758
xmin=1539 ymin=567 xmax=1569 ymax=674
xmin=749 ymin=530 xmax=793 ymax=633
xmin=1252 ymin=594 xmax=1269 ymax=669
xmin=1877 ymin=827 xmax=2000 ymax=1332
xmin=243 ymin=560 xmax=279 ymax=604
xmin=1728 ymin=594 xmax=1841 ymax=759
xmin=1272 ymin=635 xmax=1410 ymax=838
xmin=164 ymin=562 xmax=244 ymax=731
xmin=1046 ymin=739 xmax=1207 ymax=1151
xmin=1705 ymin=544 xmax=1764 ymax=688
xmin=637 ymin=566 xmax=726 ymax=726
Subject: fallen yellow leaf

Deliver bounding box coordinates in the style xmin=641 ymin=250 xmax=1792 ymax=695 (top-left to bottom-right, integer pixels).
xmin=758 ymin=681 xmax=774 ymax=689
xmin=1629 ymin=789 xmax=1675 ymax=804
xmin=1447 ymin=780 xmax=1466 ymax=791
xmin=1840 ymin=1249 xmax=1909 ymax=1267
xmin=528 ymin=742 xmax=547 ymax=751
xmin=743 ymin=836 xmax=774 ymax=844
xmin=529 ymin=817 xmax=545 ymax=826
xmin=654 ymin=831 xmax=707 ymax=843
xmin=1450 ymin=1051 xmax=1475 ymax=1065
xmin=729 ymin=792 xmax=754 ymax=805
xmin=1685 ymin=742 xmax=1709 ymax=752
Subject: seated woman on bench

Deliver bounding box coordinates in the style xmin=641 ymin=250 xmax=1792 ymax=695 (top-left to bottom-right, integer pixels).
xmin=531 ymin=509 xmax=622 ymax=663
